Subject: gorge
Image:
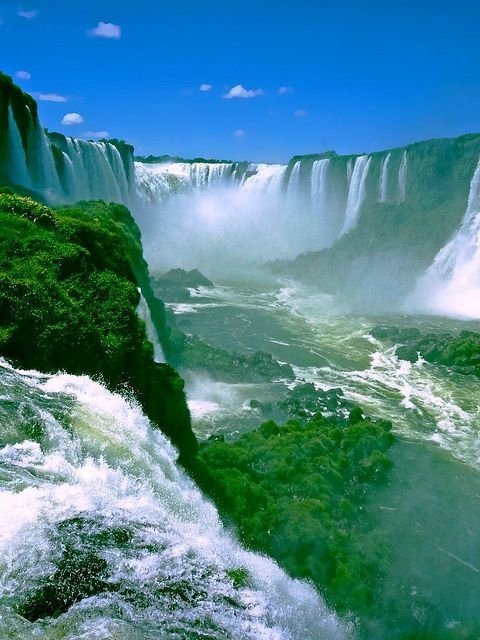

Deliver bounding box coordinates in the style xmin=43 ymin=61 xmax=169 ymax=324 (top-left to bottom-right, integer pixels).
xmin=1 ymin=71 xmax=480 ymax=640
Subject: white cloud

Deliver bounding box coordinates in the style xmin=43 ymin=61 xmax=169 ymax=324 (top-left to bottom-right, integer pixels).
xmin=294 ymin=109 xmax=308 ymax=117
xmin=278 ymin=86 xmax=294 ymax=95
xmin=223 ymin=84 xmax=263 ymax=99
xmin=200 ymin=83 xmax=212 ymax=92
xmin=18 ymin=9 xmax=39 ymax=19
xmin=88 ymin=21 xmax=121 ymax=39
xmin=83 ymin=131 xmax=110 ymax=139
xmin=233 ymin=129 xmax=246 ymax=137
xmin=61 ymin=112 xmax=83 ymax=125
xmin=39 ymin=93 xmax=67 ymax=102
xmin=16 ymin=70 xmax=31 ymax=80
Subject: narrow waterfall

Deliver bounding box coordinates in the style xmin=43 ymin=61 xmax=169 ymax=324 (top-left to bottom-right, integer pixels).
xmin=5 ymin=106 xmax=31 ymax=188
xmin=311 ymin=159 xmax=329 ymax=207
xmin=287 ymin=160 xmax=302 ymax=208
xmin=0 ymin=359 xmax=348 ymax=640
xmin=410 ymin=157 xmax=480 ymax=317
xmin=346 ymin=158 xmax=353 ymax=185
xmin=397 ymin=150 xmax=408 ymax=202
xmin=341 ymin=155 xmax=372 ymax=236
xmin=379 ymin=152 xmax=391 ymax=202
xmin=33 ymin=127 xmax=64 ymax=199
xmin=136 ymin=290 xmax=166 ymax=363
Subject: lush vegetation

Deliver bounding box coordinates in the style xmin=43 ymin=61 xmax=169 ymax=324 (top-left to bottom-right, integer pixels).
xmin=169 ymin=331 xmax=295 ymax=382
xmin=371 ymin=325 xmax=480 ymax=375
xmin=194 ymin=402 xmax=394 ymax=620
xmin=0 ymin=191 xmax=197 ymax=462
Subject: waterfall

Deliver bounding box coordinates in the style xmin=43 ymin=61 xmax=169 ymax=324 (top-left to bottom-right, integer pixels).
xmin=0 ymin=359 xmax=349 ymax=639
xmin=379 ymin=152 xmax=391 ymax=202
xmin=33 ymin=127 xmax=63 ymax=199
xmin=397 ymin=150 xmax=408 ymax=202
xmin=241 ymin=163 xmax=287 ymax=195
xmin=341 ymin=155 xmax=372 ymax=236
xmin=5 ymin=106 xmax=31 ymax=188
xmin=346 ymin=158 xmax=353 ymax=185
xmin=135 ymin=162 xmax=236 ymax=206
xmin=136 ymin=290 xmax=166 ymax=363
xmin=286 ymin=160 xmax=302 ymax=209
xmin=311 ymin=159 xmax=329 ymax=207
xmin=410 ymin=157 xmax=480 ymax=318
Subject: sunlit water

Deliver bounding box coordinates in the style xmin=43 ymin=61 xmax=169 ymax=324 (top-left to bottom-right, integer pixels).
xmin=175 ymin=277 xmax=480 ymax=636
xmin=0 ymin=359 xmax=349 ymax=639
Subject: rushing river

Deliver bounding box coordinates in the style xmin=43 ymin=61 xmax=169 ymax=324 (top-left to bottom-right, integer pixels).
xmin=172 ymin=277 xmax=480 ymax=637
xmin=0 ymin=359 xmax=348 ymax=640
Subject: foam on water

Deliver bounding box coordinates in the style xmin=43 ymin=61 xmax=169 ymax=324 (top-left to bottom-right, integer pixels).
xmin=0 ymin=359 xmax=349 ymax=640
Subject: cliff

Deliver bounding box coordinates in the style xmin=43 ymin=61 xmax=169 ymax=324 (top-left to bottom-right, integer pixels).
xmin=0 ymin=191 xmax=197 ymax=464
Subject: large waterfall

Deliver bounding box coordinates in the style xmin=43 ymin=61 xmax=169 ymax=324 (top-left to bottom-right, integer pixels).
xmin=2 ymin=105 xmax=133 ymax=205
xmin=0 ymin=358 xmax=348 ymax=639
xmin=411 ymin=156 xmax=480 ymax=317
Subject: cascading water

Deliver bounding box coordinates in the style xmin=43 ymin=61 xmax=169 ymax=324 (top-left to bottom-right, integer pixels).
xmin=136 ymin=290 xmax=166 ymax=363
xmin=410 ymin=157 xmax=480 ymax=317
xmin=5 ymin=106 xmax=31 ymax=188
xmin=340 ymin=155 xmax=371 ymax=236
xmin=397 ymin=151 xmax=407 ymax=202
xmin=311 ymin=159 xmax=329 ymax=207
xmin=379 ymin=152 xmax=391 ymax=202
xmin=0 ymin=358 xmax=349 ymax=640
xmin=1 ymin=101 xmax=133 ymax=205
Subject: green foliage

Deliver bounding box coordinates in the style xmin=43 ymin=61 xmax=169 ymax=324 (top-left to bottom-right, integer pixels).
xmin=371 ymin=325 xmax=480 ymax=375
xmin=195 ymin=407 xmax=394 ymax=616
xmin=169 ymin=332 xmax=295 ymax=382
xmin=0 ymin=194 xmax=197 ymax=462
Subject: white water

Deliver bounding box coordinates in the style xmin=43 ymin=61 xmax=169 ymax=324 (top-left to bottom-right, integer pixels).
xmin=411 ymin=157 xmax=480 ymax=318
xmin=397 ymin=151 xmax=408 ymax=202
xmin=2 ymin=104 xmax=132 ymax=205
xmin=6 ymin=106 xmax=31 ymax=188
xmin=311 ymin=159 xmax=329 ymax=207
xmin=136 ymin=290 xmax=166 ymax=363
xmin=0 ymin=359 xmax=348 ymax=639
xmin=341 ymin=155 xmax=371 ymax=236
xmin=379 ymin=152 xmax=391 ymax=202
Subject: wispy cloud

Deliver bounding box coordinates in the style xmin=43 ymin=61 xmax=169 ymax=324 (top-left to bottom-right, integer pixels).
xmin=88 ymin=21 xmax=121 ymax=39
xmin=38 ymin=93 xmax=68 ymax=103
xmin=278 ymin=86 xmax=294 ymax=95
xmin=18 ymin=8 xmax=39 ymax=19
xmin=61 ymin=112 xmax=83 ymax=125
xmin=223 ymin=84 xmax=263 ymax=99
xmin=200 ymin=83 xmax=212 ymax=92
xmin=83 ymin=130 xmax=110 ymax=139
xmin=233 ymin=129 xmax=246 ymax=137
xmin=294 ymin=109 xmax=308 ymax=117
xmin=16 ymin=70 xmax=31 ymax=80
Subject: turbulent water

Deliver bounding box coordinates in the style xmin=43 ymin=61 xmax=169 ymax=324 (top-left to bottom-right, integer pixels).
xmin=0 ymin=358 xmax=348 ymax=640
xmin=167 ymin=277 xmax=480 ymax=634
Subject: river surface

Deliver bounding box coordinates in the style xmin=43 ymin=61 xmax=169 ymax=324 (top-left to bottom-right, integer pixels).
xmin=173 ymin=277 xmax=480 ymax=637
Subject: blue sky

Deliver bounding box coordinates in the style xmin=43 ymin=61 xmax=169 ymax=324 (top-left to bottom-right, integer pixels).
xmin=2 ymin=0 xmax=480 ymax=162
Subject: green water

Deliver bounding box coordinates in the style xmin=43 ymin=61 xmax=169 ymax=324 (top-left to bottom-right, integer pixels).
xmin=175 ymin=277 xmax=480 ymax=637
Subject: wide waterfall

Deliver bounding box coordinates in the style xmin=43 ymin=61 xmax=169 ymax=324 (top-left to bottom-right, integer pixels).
xmin=0 ymin=358 xmax=348 ymax=640
xmin=2 ymin=105 xmax=133 ymax=205
xmin=411 ymin=156 xmax=480 ymax=317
